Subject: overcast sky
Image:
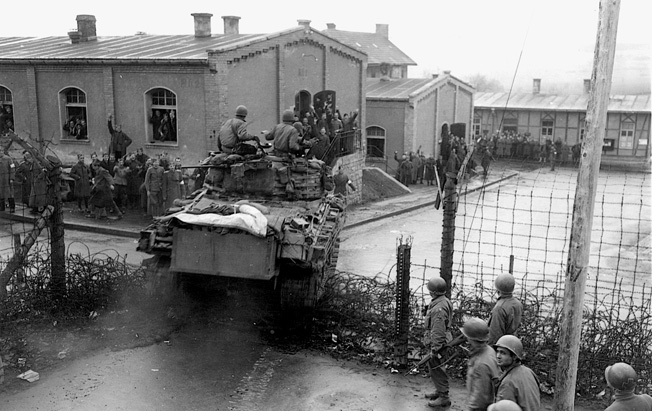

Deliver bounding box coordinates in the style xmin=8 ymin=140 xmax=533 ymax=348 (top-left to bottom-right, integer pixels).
xmin=2 ymin=0 xmax=650 ymax=93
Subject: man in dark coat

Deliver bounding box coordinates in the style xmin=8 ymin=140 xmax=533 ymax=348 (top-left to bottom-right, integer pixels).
xmin=88 ymin=160 xmax=122 ymax=220
xmin=0 ymin=150 xmax=16 ymax=213
xmin=108 ymin=114 xmax=132 ymax=159
xmin=69 ymin=154 xmax=92 ymax=213
xmin=15 ymin=151 xmax=34 ymax=208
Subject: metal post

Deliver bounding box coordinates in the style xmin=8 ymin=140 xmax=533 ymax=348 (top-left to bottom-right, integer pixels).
xmin=395 ymin=236 xmax=412 ymax=367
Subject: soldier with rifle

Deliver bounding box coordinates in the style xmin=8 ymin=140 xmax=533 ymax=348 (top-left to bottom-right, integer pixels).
xmin=423 ymin=276 xmax=453 ymax=409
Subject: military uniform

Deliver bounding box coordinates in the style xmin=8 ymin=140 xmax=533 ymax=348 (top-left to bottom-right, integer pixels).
xmin=488 ymin=294 xmax=523 ymax=345
xmin=467 ymin=345 xmax=500 ymax=411
xmin=495 ymin=364 xmax=541 ymax=411
xmin=424 ymin=294 xmax=453 ymax=397
xmin=605 ymin=391 xmax=652 ymax=411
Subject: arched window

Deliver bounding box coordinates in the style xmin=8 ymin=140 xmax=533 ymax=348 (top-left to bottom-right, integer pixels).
xmin=366 ymin=126 xmax=386 ymax=158
xmin=60 ymin=87 xmax=88 ymax=140
xmin=0 ymin=86 xmax=14 ymax=135
xmin=147 ymin=88 xmax=177 ymax=144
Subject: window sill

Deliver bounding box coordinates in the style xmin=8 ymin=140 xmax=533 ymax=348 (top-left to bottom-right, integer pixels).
xmin=60 ymin=138 xmax=90 ymax=144
xmin=145 ymin=141 xmax=179 ymax=149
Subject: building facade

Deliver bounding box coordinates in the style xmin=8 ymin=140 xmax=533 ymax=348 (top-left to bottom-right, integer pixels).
xmin=0 ymin=14 xmax=366 ymax=196
xmin=366 ymin=73 xmax=474 ymax=162
xmin=474 ymin=80 xmax=651 ymax=160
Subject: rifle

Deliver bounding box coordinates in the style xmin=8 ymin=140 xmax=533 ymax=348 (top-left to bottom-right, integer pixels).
xmin=405 ymin=350 xmax=461 ymax=376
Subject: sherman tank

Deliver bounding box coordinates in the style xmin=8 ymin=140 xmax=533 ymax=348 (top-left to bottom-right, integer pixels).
xmin=137 ymin=149 xmax=345 ymax=311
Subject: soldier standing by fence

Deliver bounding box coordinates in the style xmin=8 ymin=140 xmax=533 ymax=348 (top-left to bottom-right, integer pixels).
xmin=493 ymin=335 xmax=541 ymax=411
xmin=603 ymin=362 xmax=652 ymax=411
xmin=461 ymin=317 xmax=500 ymax=411
xmin=423 ymin=277 xmax=453 ymax=409
xmin=0 ymin=149 xmax=16 ymax=213
xmin=488 ymin=274 xmax=523 ymax=346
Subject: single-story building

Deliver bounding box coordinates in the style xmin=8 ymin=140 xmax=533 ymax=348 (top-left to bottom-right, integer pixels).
xmin=0 ymin=14 xmax=367 ymax=201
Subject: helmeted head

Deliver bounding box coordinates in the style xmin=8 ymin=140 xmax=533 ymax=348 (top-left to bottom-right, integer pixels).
xmin=235 ymin=105 xmax=248 ymax=118
xmin=282 ymin=109 xmax=295 ymax=123
xmin=426 ymin=277 xmax=447 ymax=296
xmin=460 ymin=318 xmax=490 ymax=342
xmin=495 ymin=273 xmax=515 ymax=294
xmin=488 ymin=400 xmax=522 ymax=411
xmin=495 ymin=335 xmax=524 ymax=364
xmin=293 ymin=122 xmax=303 ymax=133
xmin=604 ymin=362 xmax=637 ymax=391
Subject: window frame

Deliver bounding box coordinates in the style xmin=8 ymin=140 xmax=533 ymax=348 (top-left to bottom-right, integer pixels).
xmin=473 ymin=115 xmax=481 ymax=136
xmin=0 ymin=85 xmax=14 ymax=134
xmin=365 ymin=125 xmax=386 ymax=158
xmin=146 ymin=87 xmax=178 ymax=145
xmin=541 ymin=119 xmax=554 ymax=139
xmin=59 ymin=87 xmax=89 ymax=141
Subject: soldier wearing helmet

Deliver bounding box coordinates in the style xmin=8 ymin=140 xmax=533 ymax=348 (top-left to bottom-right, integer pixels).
xmin=604 ymin=362 xmax=652 ymax=411
xmin=264 ymin=109 xmax=311 ymax=157
xmin=422 ymin=276 xmax=453 ymax=408
xmin=217 ymin=105 xmax=260 ymax=154
xmin=488 ymin=273 xmax=523 ymax=345
xmin=460 ymin=317 xmax=500 ymax=411
xmin=493 ymin=335 xmax=540 ymax=411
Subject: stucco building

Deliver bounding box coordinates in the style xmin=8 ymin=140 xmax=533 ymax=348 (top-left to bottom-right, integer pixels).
xmin=0 ymin=14 xmax=367 ymax=201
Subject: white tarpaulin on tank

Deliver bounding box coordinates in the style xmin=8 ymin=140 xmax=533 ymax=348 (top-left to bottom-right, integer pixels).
xmin=171 ymin=204 xmax=268 ymax=237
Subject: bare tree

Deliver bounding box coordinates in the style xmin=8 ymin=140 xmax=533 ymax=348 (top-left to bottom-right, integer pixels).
xmin=467 ymin=74 xmax=505 ymax=92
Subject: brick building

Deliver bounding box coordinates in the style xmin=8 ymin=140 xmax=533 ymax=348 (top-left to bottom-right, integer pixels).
xmin=0 ymin=14 xmax=367 ymax=201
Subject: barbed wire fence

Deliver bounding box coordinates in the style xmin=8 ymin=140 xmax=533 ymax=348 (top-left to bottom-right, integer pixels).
xmin=315 ymin=161 xmax=650 ymax=401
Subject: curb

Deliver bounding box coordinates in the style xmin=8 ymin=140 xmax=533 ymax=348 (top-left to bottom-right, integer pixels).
xmin=1 ymin=172 xmax=518 ymax=239
xmin=343 ymin=172 xmax=518 ymax=231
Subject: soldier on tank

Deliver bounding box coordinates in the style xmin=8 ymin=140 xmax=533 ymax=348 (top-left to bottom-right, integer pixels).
xmin=264 ymin=110 xmax=312 ymax=157
xmin=423 ymin=277 xmax=453 ymax=409
xmin=217 ymin=105 xmax=260 ymax=154
xmin=488 ymin=274 xmax=523 ymax=346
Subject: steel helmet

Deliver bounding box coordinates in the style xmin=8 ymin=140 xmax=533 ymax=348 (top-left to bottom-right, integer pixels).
xmin=604 ymin=362 xmax=637 ymax=391
xmin=494 ymin=335 xmax=524 ymax=360
xmin=282 ymin=110 xmax=295 ymax=122
xmin=460 ymin=318 xmax=489 ymax=342
xmin=495 ymin=273 xmax=515 ymax=293
xmin=426 ymin=277 xmax=447 ymax=295
xmin=235 ymin=105 xmax=248 ymax=117
xmin=488 ymin=400 xmax=522 ymax=411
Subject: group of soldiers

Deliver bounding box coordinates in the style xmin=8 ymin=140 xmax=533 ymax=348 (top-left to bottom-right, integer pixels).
xmin=422 ymin=274 xmax=651 ymax=410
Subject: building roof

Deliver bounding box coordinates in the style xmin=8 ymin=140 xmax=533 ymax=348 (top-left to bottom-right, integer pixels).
xmin=0 ymin=26 xmax=363 ymax=64
xmin=366 ymin=73 xmax=474 ymax=101
xmin=322 ymin=28 xmax=416 ymax=66
xmin=475 ymin=92 xmax=651 ymax=113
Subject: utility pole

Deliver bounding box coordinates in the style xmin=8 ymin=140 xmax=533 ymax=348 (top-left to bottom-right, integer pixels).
xmin=553 ymin=1 xmax=620 ymax=410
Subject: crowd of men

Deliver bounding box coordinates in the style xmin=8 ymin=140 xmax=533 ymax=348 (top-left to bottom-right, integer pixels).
xmin=483 ymin=131 xmax=582 ymax=168
xmin=422 ymin=274 xmax=651 ymax=410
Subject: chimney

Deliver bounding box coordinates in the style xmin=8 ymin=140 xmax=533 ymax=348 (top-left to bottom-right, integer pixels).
xmin=222 ymin=16 xmax=240 ymax=35
xmin=76 ymin=15 xmax=97 ymax=42
xmin=191 ymin=13 xmax=213 ymax=38
xmin=68 ymin=30 xmax=82 ymax=44
xmin=443 ymin=70 xmax=451 ymax=75
xmin=533 ymin=78 xmax=541 ymax=94
xmin=376 ymin=24 xmax=389 ymax=39
xmin=583 ymin=79 xmax=591 ymax=94
xmin=326 ymin=23 xmax=336 ymax=30
xmin=297 ymin=19 xmax=311 ymax=29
